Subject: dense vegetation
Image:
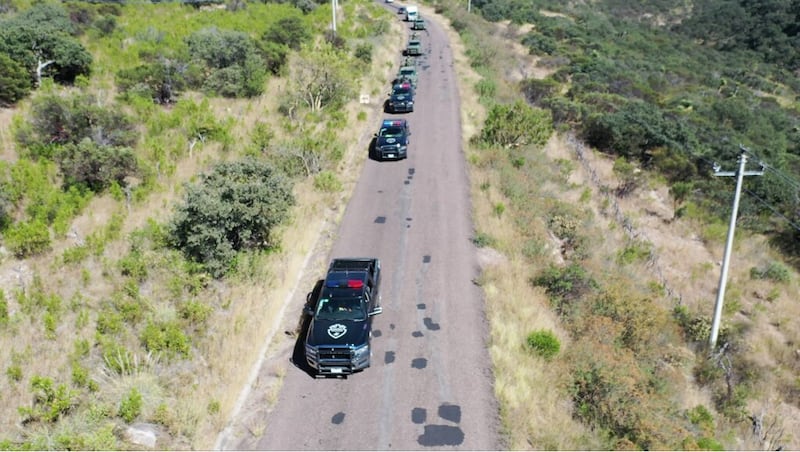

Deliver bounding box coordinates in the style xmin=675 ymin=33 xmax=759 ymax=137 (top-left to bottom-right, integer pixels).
xmin=433 ymin=0 xmax=799 ymax=448
xmin=0 ymin=0 xmax=393 ymax=447
xmin=469 ymin=0 xmax=800 ymax=258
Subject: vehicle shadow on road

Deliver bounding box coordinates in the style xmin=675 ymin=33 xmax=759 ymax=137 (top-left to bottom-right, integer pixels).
xmin=290 ymin=279 xmax=323 ymax=379
xmin=368 ymin=137 xmax=380 ymax=162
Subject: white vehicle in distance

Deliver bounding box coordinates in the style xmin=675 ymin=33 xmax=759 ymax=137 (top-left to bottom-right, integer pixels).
xmin=405 ymin=5 xmax=418 ymax=21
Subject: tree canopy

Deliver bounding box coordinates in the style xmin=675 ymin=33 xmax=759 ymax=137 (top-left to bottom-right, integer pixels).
xmin=0 ymin=3 xmax=92 ymax=86
xmin=168 ymin=159 xmax=295 ymax=277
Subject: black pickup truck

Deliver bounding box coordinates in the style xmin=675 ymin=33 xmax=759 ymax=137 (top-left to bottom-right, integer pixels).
xmin=304 ymin=258 xmax=383 ymax=375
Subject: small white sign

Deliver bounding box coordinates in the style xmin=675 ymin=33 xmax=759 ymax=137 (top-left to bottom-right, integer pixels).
xmin=360 ymin=94 xmax=370 ymax=104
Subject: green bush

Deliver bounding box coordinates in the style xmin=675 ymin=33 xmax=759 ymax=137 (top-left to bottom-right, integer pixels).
xmin=187 ymin=27 xmax=267 ymax=98
xmin=526 ymin=330 xmax=561 ymax=359
xmin=749 ymin=261 xmax=791 ymax=283
xmin=354 ymin=43 xmax=373 ymax=65
xmin=262 ymin=14 xmax=311 ymax=50
xmin=18 ymin=376 xmax=77 ymax=423
xmin=22 ymin=92 xmax=137 ymax=149
xmin=475 ymin=79 xmax=496 ymax=101
xmin=168 ymin=158 xmax=295 ymax=277
xmin=472 ymin=231 xmax=496 ymax=248
xmin=116 ymin=59 xmax=188 ymax=104
xmin=687 ymin=404 xmax=715 ymax=432
xmin=4 ymin=220 xmax=51 ymax=257
xmin=617 ymin=239 xmax=652 ymax=265
xmin=179 ymin=299 xmax=213 ymax=326
xmin=56 ymin=139 xmax=139 ymax=192
xmin=71 ymin=362 xmax=97 ymax=392
xmin=477 ymin=100 xmax=553 ymax=148
xmin=0 ymin=53 xmax=32 ymax=106
xmin=6 ymin=365 xmax=22 ymax=383
xmin=532 ymin=263 xmax=598 ymax=315
xmin=0 ymin=289 xmax=8 ymax=325
xmin=695 ymin=436 xmax=724 ymax=451
xmin=140 ymin=320 xmax=191 ymax=359
xmin=314 ymin=171 xmax=342 ymax=193
xmin=119 ymin=249 xmax=149 ymax=281
xmin=0 ymin=3 xmax=92 ymax=85
xmin=118 ymin=388 xmax=142 ymax=423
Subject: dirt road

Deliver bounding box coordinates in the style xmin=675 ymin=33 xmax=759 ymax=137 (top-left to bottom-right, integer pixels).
xmin=218 ymin=5 xmax=501 ymax=450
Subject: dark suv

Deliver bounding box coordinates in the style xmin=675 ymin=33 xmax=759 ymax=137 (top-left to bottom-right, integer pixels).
xmin=386 ymin=81 xmax=414 ymax=113
xmin=373 ymin=119 xmax=410 ymax=160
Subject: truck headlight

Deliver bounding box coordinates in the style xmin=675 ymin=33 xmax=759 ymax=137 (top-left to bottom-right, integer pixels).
xmin=352 ymin=344 xmax=369 ymax=361
xmin=305 ymin=343 xmax=318 ymax=357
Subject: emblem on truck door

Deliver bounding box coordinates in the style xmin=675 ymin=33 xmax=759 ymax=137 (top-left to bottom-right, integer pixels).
xmin=328 ymin=324 xmax=347 ymax=339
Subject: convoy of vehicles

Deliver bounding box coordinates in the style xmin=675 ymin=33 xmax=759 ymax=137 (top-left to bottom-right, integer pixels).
xmin=304 ymin=259 xmax=383 ymax=375
xmin=302 ymin=3 xmax=427 ymax=377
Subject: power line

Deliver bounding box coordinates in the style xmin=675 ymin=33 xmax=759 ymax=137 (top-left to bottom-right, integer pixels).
xmin=743 ymin=188 xmax=800 ymax=232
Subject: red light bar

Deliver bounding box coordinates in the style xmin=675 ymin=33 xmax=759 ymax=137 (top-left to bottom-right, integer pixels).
xmin=347 ymin=279 xmax=364 ymax=289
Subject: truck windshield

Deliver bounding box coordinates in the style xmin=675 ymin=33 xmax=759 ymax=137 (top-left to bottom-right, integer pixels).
xmin=316 ymin=293 xmax=366 ymax=321
xmin=379 ymin=127 xmax=404 ymax=137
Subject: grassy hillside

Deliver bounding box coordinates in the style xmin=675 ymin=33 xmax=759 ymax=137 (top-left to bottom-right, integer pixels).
xmin=432 ymin=0 xmax=800 ymax=449
xmin=0 ymin=0 xmax=404 ymax=448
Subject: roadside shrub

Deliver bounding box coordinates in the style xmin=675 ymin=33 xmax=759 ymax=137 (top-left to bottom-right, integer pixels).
xmin=354 ymin=43 xmax=373 ymax=65
xmin=168 ymin=158 xmax=294 ymax=277
xmin=526 ymin=330 xmax=561 ymax=359
xmin=532 ymin=263 xmax=598 ymax=315
xmin=476 ymin=100 xmax=553 ymax=148
xmin=520 ymin=77 xmax=560 ymax=106
xmin=313 ymin=171 xmax=342 ymax=193
xmin=118 ymin=388 xmax=142 ymax=423
xmin=472 ymin=231 xmax=496 ymax=248
xmin=475 ymin=79 xmax=496 ymax=101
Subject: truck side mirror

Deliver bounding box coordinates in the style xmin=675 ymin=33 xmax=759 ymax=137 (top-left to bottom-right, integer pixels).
xmin=304 ymin=305 xmax=315 ymax=316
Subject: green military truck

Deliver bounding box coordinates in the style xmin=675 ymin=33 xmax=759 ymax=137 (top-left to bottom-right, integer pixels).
xmin=411 ymin=18 xmax=426 ymax=30
xmin=405 ymin=35 xmax=422 ymax=56
xmin=395 ymin=64 xmax=418 ymax=87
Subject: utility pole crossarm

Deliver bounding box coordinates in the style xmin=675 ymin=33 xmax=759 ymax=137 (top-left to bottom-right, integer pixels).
xmin=708 ymin=146 xmax=764 ymax=351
